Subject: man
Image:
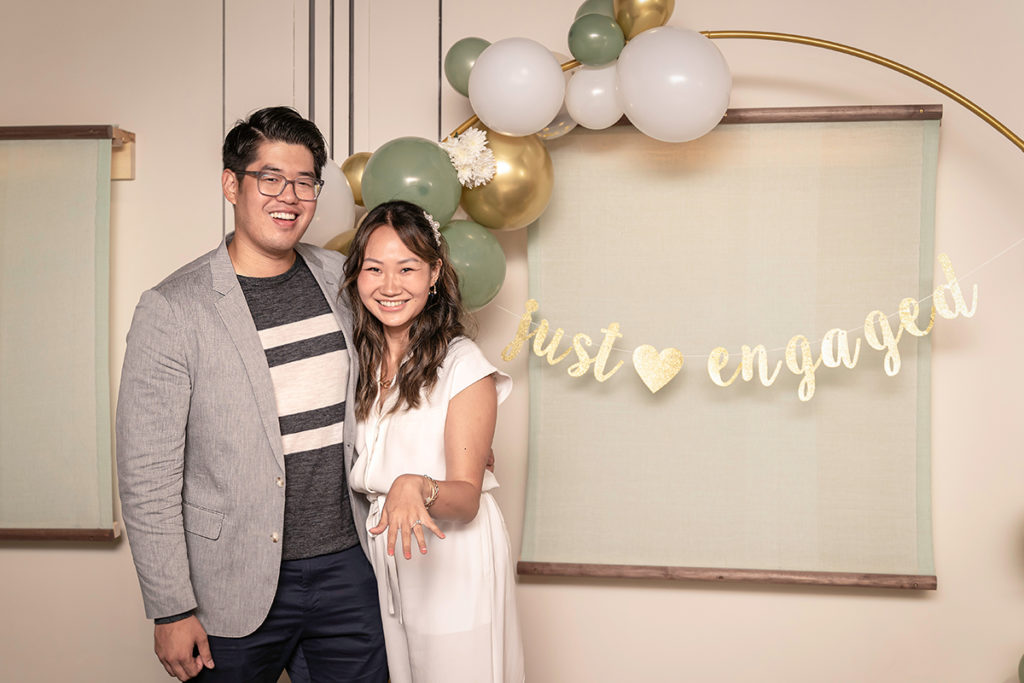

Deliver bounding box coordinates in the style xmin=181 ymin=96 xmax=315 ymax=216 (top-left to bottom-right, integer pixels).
xmin=116 ymin=107 xmax=387 ymax=682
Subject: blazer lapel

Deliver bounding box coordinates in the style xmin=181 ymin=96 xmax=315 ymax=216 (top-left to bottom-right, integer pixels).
xmin=211 ymin=237 xmax=286 ymax=471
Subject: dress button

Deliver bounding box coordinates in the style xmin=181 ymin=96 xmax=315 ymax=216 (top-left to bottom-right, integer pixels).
xmin=276 ymin=477 xmax=284 ymax=488
xmin=271 ymin=532 xmax=280 ymax=543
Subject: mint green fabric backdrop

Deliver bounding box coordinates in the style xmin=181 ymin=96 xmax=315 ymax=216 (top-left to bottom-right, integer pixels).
xmin=0 ymin=139 xmax=113 ymax=531
xmin=520 ymin=117 xmax=937 ymax=577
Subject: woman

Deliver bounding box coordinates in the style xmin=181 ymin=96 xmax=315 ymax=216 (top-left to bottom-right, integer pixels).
xmin=342 ymin=200 xmax=524 ymax=683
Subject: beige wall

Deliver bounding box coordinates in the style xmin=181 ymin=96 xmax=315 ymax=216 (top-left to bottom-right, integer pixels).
xmin=2 ymin=0 xmax=1023 ymax=681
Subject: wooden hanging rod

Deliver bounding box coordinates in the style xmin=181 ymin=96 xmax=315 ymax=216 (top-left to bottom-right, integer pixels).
xmin=0 ymin=125 xmax=134 ymax=144
xmin=0 ymin=525 xmax=121 ymax=542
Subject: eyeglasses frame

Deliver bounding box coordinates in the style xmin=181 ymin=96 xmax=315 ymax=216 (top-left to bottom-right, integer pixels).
xmin=233 ymin=169 xmax=324 ymax=201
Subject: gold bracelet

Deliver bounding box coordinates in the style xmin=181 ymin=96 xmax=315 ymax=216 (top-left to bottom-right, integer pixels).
xmin=422 ymin=474 xmax=439 ymax=509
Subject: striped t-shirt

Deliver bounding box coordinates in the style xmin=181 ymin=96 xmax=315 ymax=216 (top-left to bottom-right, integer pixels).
xmin=237 ymin=254 xmax=359 ymax=560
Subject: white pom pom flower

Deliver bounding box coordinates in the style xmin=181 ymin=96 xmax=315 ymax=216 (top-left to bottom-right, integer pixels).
xmin=440 ymin=127 xmax=496 ymax=189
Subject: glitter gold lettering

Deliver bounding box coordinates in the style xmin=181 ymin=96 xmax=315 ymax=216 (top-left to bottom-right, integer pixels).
xmin=568 ymin=334 xmax=595 ymax=377
xmin=501 ymin=299 xmax=540 ymax=361
xmin=898 ymin=298 xmax=935 ymax=337
xmin=707 ymin=347 xmax=741 ymax=387
xmin=820 ymin=329 xmax=861 ymax=369
xmin=785 ymin=335 xmax=821 ymax=401
xmin=594 ymin=324 xmax=625 ymax=381
xmin=741 ymin=344 xmax=783 ymax=385
xmin=532 ymin=319 xmax=573 ymax=365
xmin=504 ymin=252 xmax=976 ymax=402
xmin=933 ymin=253 xmax=978 ymax=319
xmin=863 ymin=311 xmax=903 ymax=376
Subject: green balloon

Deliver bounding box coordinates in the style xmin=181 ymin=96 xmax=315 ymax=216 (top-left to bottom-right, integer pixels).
xmin=441 ymin=220 xmax=507 ymax=311
xmin=574 ymin=0 xmax=614 ymax=20
xmin=568 ymin=13 xmax=626 ymax=67
xmin=361 ymin=137 xmax=462 ymax=225
xmin=444 ymin=37 xmax=490 ymax=97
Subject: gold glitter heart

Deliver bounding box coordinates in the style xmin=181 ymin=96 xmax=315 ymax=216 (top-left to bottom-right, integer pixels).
xmin=632 ymin=345 xmax=684 ymax=393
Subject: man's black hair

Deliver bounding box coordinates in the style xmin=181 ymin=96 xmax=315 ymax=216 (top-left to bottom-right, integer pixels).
xmin=222 ymin=106 xmax=328 ymax=179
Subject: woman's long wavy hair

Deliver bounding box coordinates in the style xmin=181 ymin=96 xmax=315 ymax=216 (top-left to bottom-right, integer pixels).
xmin=342 ymin=200 xmax=466 ymax=420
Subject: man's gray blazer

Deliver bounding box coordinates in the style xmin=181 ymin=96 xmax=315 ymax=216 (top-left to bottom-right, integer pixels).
xmin=116 ymin=236 xmax=369 ymax=638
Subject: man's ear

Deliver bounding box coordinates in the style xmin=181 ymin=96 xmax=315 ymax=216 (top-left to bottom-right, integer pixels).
xmin=222 ymin=168 xmax=238 ymax=205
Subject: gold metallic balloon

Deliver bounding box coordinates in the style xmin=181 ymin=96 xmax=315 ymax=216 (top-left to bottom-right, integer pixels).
xmin=324 ymin=228 xmax=357 ymax=256
xmin=340 ymin=152 xmax=372 ymax=207
xmin=461 ymin=127 xmax=554 ymax=231
xmin=613 ymin=0 xmax=675 ymax=40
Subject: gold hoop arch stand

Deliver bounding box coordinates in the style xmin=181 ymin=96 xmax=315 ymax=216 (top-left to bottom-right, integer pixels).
xmin=447 ymin=30 xmax=1024 ymax=153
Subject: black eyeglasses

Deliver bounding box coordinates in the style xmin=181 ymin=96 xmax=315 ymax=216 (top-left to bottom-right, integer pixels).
xmin=235 ymin=170 xmax=324 ymax=201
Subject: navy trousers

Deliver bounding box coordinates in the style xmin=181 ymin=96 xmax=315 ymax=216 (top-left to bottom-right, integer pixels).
xmin=195 ymin=545 xmax=388 ymax=682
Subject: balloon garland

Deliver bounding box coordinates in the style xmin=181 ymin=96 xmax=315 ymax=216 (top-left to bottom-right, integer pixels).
xmin=326 ymin=0 xmax=729 ymax=311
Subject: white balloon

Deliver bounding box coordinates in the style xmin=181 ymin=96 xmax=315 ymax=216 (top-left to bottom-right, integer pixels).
xmin=305 ymin=160 xmax=356 ymax=247
xmin=468 ymin=38 xmax=566 ymax=137
xmin=565 ymin=63 xmax=623 ymax=130
xmin=616 ymin=26 xmax=731 ymax=143
xmin=538 ymin=52 xmax=579 ymax=141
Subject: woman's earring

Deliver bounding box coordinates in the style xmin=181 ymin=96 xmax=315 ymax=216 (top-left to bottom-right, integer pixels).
xmin=430 ymin=284 xmax=438 ymax=296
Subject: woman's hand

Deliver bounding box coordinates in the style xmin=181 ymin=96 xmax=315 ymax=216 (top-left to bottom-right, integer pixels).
xmin=370 ymin=474 xmax=446 ymax=559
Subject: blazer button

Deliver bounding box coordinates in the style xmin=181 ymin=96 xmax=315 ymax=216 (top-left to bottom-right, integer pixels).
xmin=271 ymin=532 xmax=280 ymax=543
xmin=276 ymin=477 xmax=284 ymax=488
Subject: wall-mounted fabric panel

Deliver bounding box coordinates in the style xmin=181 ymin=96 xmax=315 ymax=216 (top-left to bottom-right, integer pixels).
xmin=520 ymin=115 xmax=937 ymax=582
xmin=0 ymin=138 xmax=112 ymax=531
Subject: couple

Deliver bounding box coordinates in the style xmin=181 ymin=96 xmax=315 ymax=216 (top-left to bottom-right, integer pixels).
xmin=116 ymin=106 xmax=524 ymax=682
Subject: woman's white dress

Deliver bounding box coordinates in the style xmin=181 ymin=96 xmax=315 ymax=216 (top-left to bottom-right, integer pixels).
xmin=350 ymin=338 xmax=525 ymax=683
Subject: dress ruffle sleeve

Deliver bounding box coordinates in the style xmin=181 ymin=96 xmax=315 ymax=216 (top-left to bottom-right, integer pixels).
xmin=446 ymin=337 xmax=512 ymax=405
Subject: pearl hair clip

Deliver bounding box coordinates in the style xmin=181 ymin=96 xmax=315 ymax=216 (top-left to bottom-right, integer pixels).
xmin=423 ymin=211 xmax=442 ymax=246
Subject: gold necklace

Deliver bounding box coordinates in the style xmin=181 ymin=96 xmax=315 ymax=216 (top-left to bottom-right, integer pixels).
xmin=378 ymin=375 xmax=393 ymax=390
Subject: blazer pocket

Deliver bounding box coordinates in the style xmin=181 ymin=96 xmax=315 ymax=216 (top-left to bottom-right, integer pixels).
xmin=182 ymin=501 xmax=224 ymax=540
